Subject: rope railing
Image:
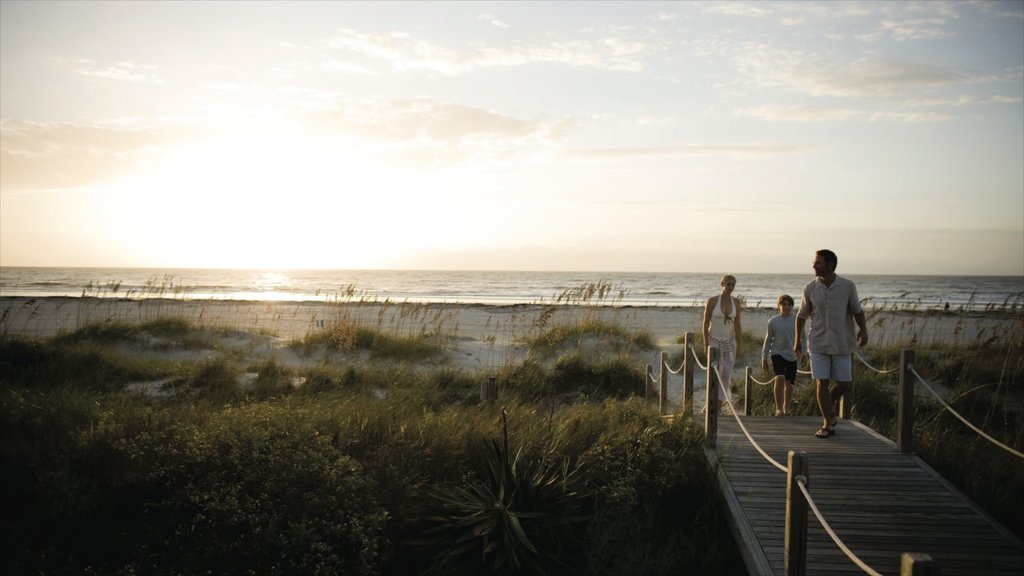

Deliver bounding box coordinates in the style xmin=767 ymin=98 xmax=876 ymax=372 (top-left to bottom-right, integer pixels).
xmin=909 ymin=365 xmax=1024 ymax=460
xmin=796 ymin=478 xmax=884 ymax=576
xmin=749 ymin=373 xmax=776 ymax=386
xmin=713 ymin=363 xmax=787 ymax=473
xmin=688 ymin=343 xmax=708 ymax=371
xmin=855 ymin=351 xmax=899 ymax=375
xmin=651 ymin=341 xmax=1020 ymax=575
xmin=666 ymin=357 xmax=686 ymax=375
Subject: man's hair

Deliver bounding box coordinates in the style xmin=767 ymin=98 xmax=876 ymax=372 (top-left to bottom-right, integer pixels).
xmin=816 ymin=249 xmax=838 ymax=269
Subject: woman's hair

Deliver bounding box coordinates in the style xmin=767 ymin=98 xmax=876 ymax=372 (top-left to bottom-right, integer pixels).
xmin=720 ymin=274 xmax=736 ymax=285
xmin=777 ymin=294 xmax=794 ymax=306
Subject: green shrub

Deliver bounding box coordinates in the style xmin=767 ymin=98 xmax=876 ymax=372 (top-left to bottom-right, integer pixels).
xmin=552 ymin=352 xmax=644 ymax=398
xmin=191 ymin=356 xmax=243 ymax=403
xmin=0 ymin=337 xmax=170 ymax=391
xmin=415 ymin=413 xmax=591 ymax=576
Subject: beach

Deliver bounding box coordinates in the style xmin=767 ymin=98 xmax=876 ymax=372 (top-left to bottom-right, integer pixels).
xmin=3 ymin=297 xmax=1021 ymax=375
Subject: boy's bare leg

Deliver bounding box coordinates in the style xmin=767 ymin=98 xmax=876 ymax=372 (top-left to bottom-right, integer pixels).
xmin=773 ymin=375 xmax=785 ymax=415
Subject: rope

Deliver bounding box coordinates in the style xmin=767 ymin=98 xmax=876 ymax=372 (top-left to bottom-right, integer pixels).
xmin=909 ymin=366 xmax=1024 ymax=459
xmin=712 ymin=364 xmax=787 ymax=473
xmin=666 ymin=357 xmax=685 ymax=375
xmin=750 ymin=373 xmax=777 ymax=386
xmin=855 ymin=352 xmax=899 ymax=375
xmin=689 ymin=344 xmax=708 ymax=370
xmin=796 ymin=479 xmax=884 ymax=576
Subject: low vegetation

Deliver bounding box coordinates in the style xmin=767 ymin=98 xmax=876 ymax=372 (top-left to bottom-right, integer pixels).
xmin=1 ymin=297 xmax=1021 ymax=575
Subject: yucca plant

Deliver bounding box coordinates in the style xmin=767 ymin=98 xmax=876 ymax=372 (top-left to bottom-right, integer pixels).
xmin=417 ymin=412 xmax=591 ymax=575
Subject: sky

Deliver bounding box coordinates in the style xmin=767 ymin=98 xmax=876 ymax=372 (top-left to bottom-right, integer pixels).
xmin=1 ymin=1 xmax=1022 ymax=276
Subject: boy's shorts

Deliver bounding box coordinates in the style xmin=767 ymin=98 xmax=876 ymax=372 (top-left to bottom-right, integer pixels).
xmin=770 ymin=354 xmax=797 ymax=382
xmin=810 ymin=353 xmax=852 ymax=381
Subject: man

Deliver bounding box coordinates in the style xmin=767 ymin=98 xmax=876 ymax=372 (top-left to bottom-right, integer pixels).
xmin=794 ymin=249 xmax=869 ymax=438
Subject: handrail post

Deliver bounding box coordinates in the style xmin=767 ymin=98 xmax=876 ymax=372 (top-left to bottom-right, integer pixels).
xmin=897 ymin=349 xmax=916 ymax=454
xmin=743 ymin=366 xmax=752 ymax=415
xmin=683 ymin=332 xmax=694 ymax=415
xmin=659 ymin=350 xmax=668 ymax=416
xmin=785 ymin=450 xmax=809 ymax=576
xmin=705 ymin=345 xmax=719 ymax=448
xmin=839 ymin=383 xmax=852 ymax=419
xmin=645 ymin=364 xmax=653 ymax=403
xmin=901 ymin=552 xmax=939 ymax=575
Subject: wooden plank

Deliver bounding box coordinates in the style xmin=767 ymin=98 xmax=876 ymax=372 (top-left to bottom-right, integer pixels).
xmin=707 ymin=415 xmax=1024 ymax=576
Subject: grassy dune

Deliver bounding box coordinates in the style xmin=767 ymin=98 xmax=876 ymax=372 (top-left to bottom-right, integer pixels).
xmin=1 ymin=291 xmax=1021 ymax=575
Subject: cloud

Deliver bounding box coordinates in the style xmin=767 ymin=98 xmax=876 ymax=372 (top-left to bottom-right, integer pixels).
xmin=62 ymin=58 xmax=162 ymax=84
xmin=0 ymin=120 xmax=197 ymax=192
xmin=563 ymin=143 xmax=809 ymax=160
xmin=734 ymin=44 xmax=967 ymax=102
xmin=704 ymin=2 xmax=772 ymax=18
xmin=736 ymin=105 xmax=861 ymax=122
xmin=304 ymin=97 xmax=574 ymax=166
xmin=478 ymin=14 xmax=509 ymax=29
xmin=325 ymin=27 xmax=650 ymax=75
xmin=877 ymin=17 xmax=954 ymax=41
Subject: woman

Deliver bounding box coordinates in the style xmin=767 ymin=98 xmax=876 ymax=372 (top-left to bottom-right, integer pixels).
xmin=702 ymin=274 xmax=742 ymax=412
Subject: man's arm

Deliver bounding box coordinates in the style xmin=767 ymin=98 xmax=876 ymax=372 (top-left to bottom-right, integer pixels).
xmin=854 ymin=311 xmax=868 ymax=347
xmin=794 ymin=315 xmax=806 ymax=360
xmin=733 ymin=298 xmax=742 ymax=356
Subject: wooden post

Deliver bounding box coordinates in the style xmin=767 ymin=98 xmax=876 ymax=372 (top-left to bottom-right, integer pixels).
xmin=743 ymin=366 xmax=753 ymax=416
xmin=683 ymin=332 xmax=694 ymax=415
xmin=901 ymin=552 xmax=940 ymax=575
xmin=898 ymin=349 xmax=916 ymax=454
xmin=480 ymin=376 xmax=498 ymax=403
xmin=785 ymin=450 xmax=809 ymax=576
xmin=705 ymin=345 xmax=719 ymax=448
xmin=658 ymin=351 xmax=668 ymax=416
xmin=645 ymin=364 xmax=653 ymax=403
xmin=839 ymin=383 xmax=852 ymax=419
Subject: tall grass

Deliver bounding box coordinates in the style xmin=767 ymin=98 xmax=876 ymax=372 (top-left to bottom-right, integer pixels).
xmin=0 ymin=301 xmax=748 ymax=576
xmin=2 ymin=288 xmax=1021 ymax=573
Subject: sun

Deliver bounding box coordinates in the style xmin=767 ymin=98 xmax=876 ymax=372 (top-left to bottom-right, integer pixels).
xmin=104 ymin=132 xmax=379 ymax=268
xmin=99 ymin=127 xmax=488 ymax=269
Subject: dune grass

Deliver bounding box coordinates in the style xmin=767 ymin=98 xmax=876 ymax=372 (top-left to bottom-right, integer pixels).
xmin=1 ymin=294 xmax=1021 ymax=574
xmin=0 ymin=304 xmax=744 ymax=576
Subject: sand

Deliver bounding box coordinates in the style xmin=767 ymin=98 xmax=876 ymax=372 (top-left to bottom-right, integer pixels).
xmin=2 ymin=296 xmax=1021 ymax=372
xmin=3 ymin=295 xmax=1021 ymax=412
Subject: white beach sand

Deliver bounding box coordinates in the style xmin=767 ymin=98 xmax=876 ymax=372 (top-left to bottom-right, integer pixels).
xmin=3 ymin=296 xmax=1021 ymax=371
xmin=3 ymin=296 xmax=1021 ymax=412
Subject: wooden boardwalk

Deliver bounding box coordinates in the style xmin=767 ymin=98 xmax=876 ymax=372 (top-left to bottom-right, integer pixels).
xmin=707 ymin=414 xmax=1024 ymax=576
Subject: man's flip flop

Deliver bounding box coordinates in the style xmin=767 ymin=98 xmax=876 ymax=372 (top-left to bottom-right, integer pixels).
xmin=829 ymin=414 xmax=838 ymax=428
xmin=814 ymin=427 xmax=834 ymax=438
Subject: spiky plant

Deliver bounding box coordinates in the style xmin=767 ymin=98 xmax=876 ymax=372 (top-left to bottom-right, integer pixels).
xmin=417 ymin=412 xmax=591 ymax=575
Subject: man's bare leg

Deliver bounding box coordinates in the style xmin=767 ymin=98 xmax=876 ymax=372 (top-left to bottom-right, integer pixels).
xmin=815 ymin=379 xmax=832 ymax=429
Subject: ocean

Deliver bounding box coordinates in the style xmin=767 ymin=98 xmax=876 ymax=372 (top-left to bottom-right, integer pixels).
xmin=1 ymin=267 xmax=1022 ymax=311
